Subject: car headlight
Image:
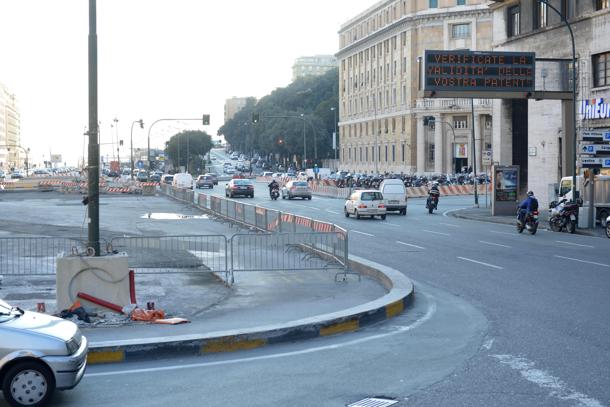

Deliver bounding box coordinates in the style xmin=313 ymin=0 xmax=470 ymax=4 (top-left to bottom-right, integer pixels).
xmin=66 ymin=330 xmax=83 ymax=354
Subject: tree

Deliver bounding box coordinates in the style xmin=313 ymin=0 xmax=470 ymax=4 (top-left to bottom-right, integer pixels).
xmin=218 ymin=68 xmax=339 ymax=168
xmin=165 ymin=130 xmax=213 ymax=174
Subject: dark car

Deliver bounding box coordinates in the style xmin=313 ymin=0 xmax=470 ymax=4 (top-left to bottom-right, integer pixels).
xmin=204 ymin=173 xmax=218 ymax=185
xmin=136 ymin=172 xmax=148 ymax=182
xmin=161 ymin=175 xmax=174 ymax=184
xmin=149 ymin=173 xmax=161 ymax=182
xmin=196 ymin=175 xmax=214 ymax=189
xmin=225 ymin=179 xmax=254 ymax=198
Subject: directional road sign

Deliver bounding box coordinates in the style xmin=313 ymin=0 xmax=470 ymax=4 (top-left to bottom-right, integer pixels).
xmin=579 ymin=144 xmax=610 ymax=155
xmin=137 ymin=160 xmax=144 ymax=169
xmin=578 ymin=157 xmax=610 ymax=168
xmin=582 ymin=130 xmax=610 ymax=142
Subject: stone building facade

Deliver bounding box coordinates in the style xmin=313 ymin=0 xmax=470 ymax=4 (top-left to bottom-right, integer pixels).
xmin=490 ymin=0 xmax=610 ymax=206
xmin=337 ymin=0 xmax=493 ymax=175
xmin=224 ymin=97 xmax=252 ymax=123
xmin=292 ymin=55 xmax=338 ymax=81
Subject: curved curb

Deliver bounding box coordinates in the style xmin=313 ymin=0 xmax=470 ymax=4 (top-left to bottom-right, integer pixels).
xmin=86 ymin=255 xmax=414 ymax=365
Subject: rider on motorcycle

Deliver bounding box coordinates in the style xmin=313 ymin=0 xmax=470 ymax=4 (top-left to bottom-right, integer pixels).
xmin=518 ymin=191 xmax=538 ymax=224
xmin=268 ymin=179 xmax=280 ymax=198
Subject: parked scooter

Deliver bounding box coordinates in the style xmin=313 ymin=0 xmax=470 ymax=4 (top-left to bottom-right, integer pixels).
xmin=517 ymin=209 xmax=539 ymax=235
xmin=270 ymin=187 xmax=280 ymax=201
xmin=426 ymin=190 xmax=440 ymax=214
xmin=549 ymin=199 xmax=579 ymax=234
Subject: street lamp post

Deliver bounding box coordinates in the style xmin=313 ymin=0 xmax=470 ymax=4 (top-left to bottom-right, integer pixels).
xmin=87 ymin=0 xmax=100 ymax=256
xmin=373 ymin=95 xmax=379 ymax=175
xmin=470 ymin=98 xmax=479 ymax=207
xmin=331 ymin=107 xmax=337 ymax=162
xmin=147 ymin=117 xmax=209 ymax=172
xmin=537 ymin=0 xmax=578 ymax=212
xmin=258 ymin=114 xmax=317 ymax=169
xmin=300 ymin=114 xmax=306 ymax=167
xmin=130 ymin=119 xmax=143 ymax=180
xmin=113 ymin=118 xmax=119 ymax=165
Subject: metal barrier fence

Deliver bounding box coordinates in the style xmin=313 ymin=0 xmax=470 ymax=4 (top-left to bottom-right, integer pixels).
xmin=0 ymin=237 xmax=90 ymax=275
xmin=108 ymin=235 xmax=228 ymax=276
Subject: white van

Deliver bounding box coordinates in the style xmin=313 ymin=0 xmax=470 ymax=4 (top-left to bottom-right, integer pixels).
xmin=379 ymin=178 xmax=407 ymax=215
xmin=172 ymin=172 xmax=193 ymax=189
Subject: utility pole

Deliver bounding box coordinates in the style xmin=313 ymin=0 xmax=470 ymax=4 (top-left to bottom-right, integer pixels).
xmin=470 ymin=98 xmax=479 ymax=208
xmin=87 ymin=0 xmax=100 ymax=256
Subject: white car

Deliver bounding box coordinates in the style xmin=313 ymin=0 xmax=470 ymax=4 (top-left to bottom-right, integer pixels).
xmin=0 ymin=299 xmax=88 ymax=406
xmin=344 ymin=190 xmax=387 ymax=220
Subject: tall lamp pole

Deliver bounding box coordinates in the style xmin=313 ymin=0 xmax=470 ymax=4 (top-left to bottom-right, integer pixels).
xmin=130 ymin=119 xmax=143 ymax=180
xmin=113 ymin=118 xmax=119 ymax=165
xmin=86 ymin=0 xmax=100 ymax=256
xmin=538 ymin=0 xmax=578 ymax=208
xmin=470 ymin=98 xmax=479 ymax=207
xmin=331 ymin=107 xmax=337 ymax=161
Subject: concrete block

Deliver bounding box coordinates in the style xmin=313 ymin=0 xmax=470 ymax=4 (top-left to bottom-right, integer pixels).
xmin=56 ymin=253 xmax=130 ymax=312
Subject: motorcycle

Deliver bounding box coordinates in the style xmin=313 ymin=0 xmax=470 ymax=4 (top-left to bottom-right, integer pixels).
xmin=270 ymin=187 xmax=280 ymax=200
xmin=517 ymin=209 xmax=539 ymax=235
xmin=606 ymin=215 xmax=610 ymax=239
xmin=426 ymin=190 xmax=440 ymax=214
xmin=549 ymin=199 xmax=579 ymax=234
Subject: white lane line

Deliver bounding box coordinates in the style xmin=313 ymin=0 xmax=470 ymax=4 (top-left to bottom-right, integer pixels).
xmin=439 ymin=222 xmax=459 ymax=227
xmin=479 ymin=240 xmax=512 ymax=249
xmin=421 ymin=229 xmax=450 ymax=236
xmin=397 ymin=241 xmax=425 ymax=250
xmin=482 ymin=338 xmax=495 ymax=350
xmin=86 ymin=299 xmax=437 ymax=377
xmin=492 ymin=354 xmax=604 ymax=407
xmin=555 ymin=240 xmax=595 ymax=248
xmin=442 ymin=207 xmax=468 ymax=217
xmin=385 ymin=223 xmax=401 ymax=227
xmin=490 ymin=230 xmax=514 ymax=236
xmin=554 ymin=255 xmax=610 ymax=268
xmin=325 ymin=209 xmax=340 ymax=215
xmin=457 ymin=256 xmax=504 ymax=270
xmin=351 ymin=230 xmax=375 ymax=237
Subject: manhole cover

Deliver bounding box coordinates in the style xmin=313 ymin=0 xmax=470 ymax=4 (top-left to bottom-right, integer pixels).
xmin=347 ymin=398 xmax=398 ymax=407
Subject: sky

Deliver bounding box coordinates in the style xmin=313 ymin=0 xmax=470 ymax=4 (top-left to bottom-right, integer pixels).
xmin=0 ymin=0 xmax=374 ymax=167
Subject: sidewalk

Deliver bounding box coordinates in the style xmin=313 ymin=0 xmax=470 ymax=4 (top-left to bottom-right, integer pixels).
xmin=449 ymin=206 xmax=605 ymax=238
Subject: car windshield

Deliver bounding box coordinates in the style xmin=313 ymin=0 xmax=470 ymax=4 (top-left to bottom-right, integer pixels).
xmin=384 ymin=185 xmax=405 ymax=194
xmin=234 ymin=180 xmax=252 ymax=185
xmin=294 ymin=182 xmax=308 ymax=187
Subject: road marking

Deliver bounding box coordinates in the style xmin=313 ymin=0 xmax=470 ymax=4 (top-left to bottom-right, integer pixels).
xmin=457 ymin=256 xmax=503 ymax=270
xmin=86 ymin=300 xmax=437 ymax=377
xmin=396 ymin=241 xmax=425 ymax=250
xmin=442 ymin=207 xmax=468 ymax=217
xmin=490 ymin=230 xmax=514 ymax=236
xmin=555 ymin=240 xmax=595 ymax=248
xmin=325 ymin=209 xmax=340 ymax=215
xmin=554 ymin=255 xmax=610 ymax=268
xmin=422 ymin=229 xmax=450 ymax=236
xmin=482 ymin=338 xmax=494 ymax=350
xmin=352 ymin=230 xmax=375 ymax=237
xmin=492 ymin=354 xmax=604 ymax=407
xmin=479 ymin=240 xmax=512 ymax=249
xmin=439 ymin=222 xmax=459 ymax=227
xmin=385 ymin=223 xmax=401 ymax=227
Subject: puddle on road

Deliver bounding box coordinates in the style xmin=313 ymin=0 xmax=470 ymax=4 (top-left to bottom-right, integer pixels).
xmin=141 ymin=212 xmax=209 ymax=220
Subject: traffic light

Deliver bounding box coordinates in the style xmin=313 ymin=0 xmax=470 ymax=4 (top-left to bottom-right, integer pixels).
xmin=119 ymin=140 xmax=123 ymax=146
xmin=202 ymin=114 xmax=210 ymax=125
xmin=252 ymin=113 xmax=259 ymax=124
xmin=138 ymin=119 xmax=144 ymax=129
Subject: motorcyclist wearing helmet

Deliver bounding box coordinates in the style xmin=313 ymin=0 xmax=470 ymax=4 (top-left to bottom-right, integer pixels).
xmin=268 ymin=179 xmax=280 ymax=197
xmin=518 ymin=191 xmax=538 ymax=225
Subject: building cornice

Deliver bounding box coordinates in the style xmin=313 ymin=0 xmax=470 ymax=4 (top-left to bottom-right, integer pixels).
xmin=337 ymin=5 xmax=492 ymax=58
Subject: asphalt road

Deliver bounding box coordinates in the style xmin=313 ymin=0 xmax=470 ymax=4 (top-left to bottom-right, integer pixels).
xmin=2 ymin=166 xmax=609 ymax=406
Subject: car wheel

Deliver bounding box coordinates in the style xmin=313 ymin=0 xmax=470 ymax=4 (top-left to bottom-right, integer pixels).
xmin=355 ymin=210 xmax=361 ymax=220
xmin=344 ymin=208 xmax=350 ymax=218
xmin=380 ymin=214 xmax=386 ymax=220
xmin=599 ymin=210 xmax=609 ymax=227
xmin=308 ymin=196 xmax=312 ymax=200
xmin=2 ymin=361 xmax=55 ymax=407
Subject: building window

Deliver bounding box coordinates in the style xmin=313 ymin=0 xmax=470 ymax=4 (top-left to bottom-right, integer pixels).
xmin=452 ymin=23 xmax=471 ymax=39
xmin=454 ymin=115 xmax=468 ymax=129
xmin=385 ymin=146 xmax=388 ymax=162
xmin=593 ymin=51 xmax=610 ymax=87
xmin=597 ymin=0 xmax=609 ymax=10
xmin=561 ymin=0 xmax=574 ymax=18
xmin=457 ymin=0 xmax=465 ymax=5
xmin=534 ymin=2 xmax=548 ymax=29
xmin=429 ymin=0 xmax=438 ymax=8
xmin=392 ymin=145 xmax=396 ymax=162
xmin=508 ymin=5 xmax=520 ymax=37
xmin=402 ymin=144 xmax=405 ymax=162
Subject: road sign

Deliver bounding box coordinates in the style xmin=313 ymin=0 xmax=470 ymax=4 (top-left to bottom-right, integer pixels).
xmin=579 ymin=144 xmax=610 ymax=155
xmin=578 ymin=157 xmax=610 ymax=168
xmin=136 ymin=160 xmax=144 ymax=169
xmin=482 ymin=150 xmax=492 ymax=166
xmin=313 ymin=165 xmax=319 ymax=174
xmin=582 ymin=130 xmax=610 ymax=142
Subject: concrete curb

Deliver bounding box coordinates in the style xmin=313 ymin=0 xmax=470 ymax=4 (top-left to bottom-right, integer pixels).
xmin=86 ymin=255 xmax=414 ymax=364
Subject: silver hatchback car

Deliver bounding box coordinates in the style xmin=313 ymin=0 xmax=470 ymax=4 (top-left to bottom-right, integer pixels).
xmin=0 ymin=299 xmax=88 ymax=406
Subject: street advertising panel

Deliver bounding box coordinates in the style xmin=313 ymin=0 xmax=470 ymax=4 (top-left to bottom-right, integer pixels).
xmin=50 ymin=154 xmax=62 ymax=163
xmin=454 ymin=143 xmax=468 ymax=158
xmin=492 ymin=165 xmax=520 ymax=216
xmin=424 ymin=50 xmax=535 ymax=96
